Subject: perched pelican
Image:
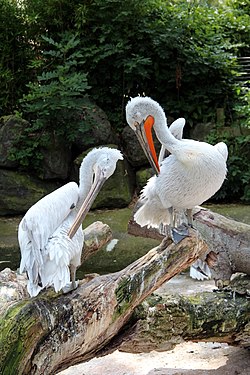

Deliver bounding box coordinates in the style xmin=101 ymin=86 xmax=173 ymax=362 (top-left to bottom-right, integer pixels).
xmin=126 ymin=96 xmax=228 ymax=244
xmin=18 ymin=147 xmax=123 ymax=297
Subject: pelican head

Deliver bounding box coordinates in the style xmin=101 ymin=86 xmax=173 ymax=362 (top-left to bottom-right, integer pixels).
xmin=68 ymin=148 xmax=123 ymax=239
xmin=126 ymin=96 xmax=168 ymax=174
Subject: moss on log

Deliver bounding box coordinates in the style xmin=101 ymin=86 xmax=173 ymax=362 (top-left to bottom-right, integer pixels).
xmin=0 ymin=229 xmax=208 ymax=374
xmin=115 ymin=282 xmax=250 ymax=354
xmin=1 ymin=211 xmax=250 ymax=375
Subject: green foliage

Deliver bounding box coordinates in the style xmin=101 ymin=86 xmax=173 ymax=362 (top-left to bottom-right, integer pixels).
xmin=1 ymin=0 xmax=250 ymax=202
xmin=0 ymin=0 xmax=32 ymax=115
xmin=233 ymin=84 xmax=250 ymax=128
xmin=71 ymin=0 xmax=249 ymax=127
xmin=11 ymin=32 xmax=90 ymax=169
xmin=206 ymin=129 xmax=250 ymax=203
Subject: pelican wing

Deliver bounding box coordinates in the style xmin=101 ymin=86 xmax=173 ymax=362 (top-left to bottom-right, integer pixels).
xmin=18 ymin=182 xmax=79 ymax=286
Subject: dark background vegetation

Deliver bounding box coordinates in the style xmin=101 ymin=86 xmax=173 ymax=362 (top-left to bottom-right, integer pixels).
xmin=0 ymin=0 xmax=249 ymax=202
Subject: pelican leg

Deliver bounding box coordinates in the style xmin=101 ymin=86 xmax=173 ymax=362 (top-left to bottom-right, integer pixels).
xmin=159 ymin=223 xmax=169 ymax=236
xmin=169 ymin=207 xmax=189 ymax=244
xmin=70 ymin=264 xmax=79 ymax=290
xmin=186 ymin=208 xmax=194 ymax=227
xmin=62 ymin=264 xmax=79 ymax=293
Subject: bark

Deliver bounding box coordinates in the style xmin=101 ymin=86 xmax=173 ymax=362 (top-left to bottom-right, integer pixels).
xmin=1 ymin=210 xmax=250 ymax=375
xmin=0 ymin=227 xmax=208 ymax=375
xmin=109 ymin=275 xmax=250 ymax=354
xmin=128 ymin=206 xmax=250 ymax=287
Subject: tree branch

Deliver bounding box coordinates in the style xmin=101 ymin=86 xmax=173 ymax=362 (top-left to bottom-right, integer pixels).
xmin=0 ymin=229 xmax=208 ymax=374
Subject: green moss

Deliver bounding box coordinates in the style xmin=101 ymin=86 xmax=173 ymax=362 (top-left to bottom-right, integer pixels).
xmin=0 ymin=299 xmax=51 ymax=374
xmin=0 ymin=301 xmax=30 ymax=374
xmin=114 ymin=276 xmax=134 ymax=319
xmin=136 ymin=168 xmax=154 ymax=190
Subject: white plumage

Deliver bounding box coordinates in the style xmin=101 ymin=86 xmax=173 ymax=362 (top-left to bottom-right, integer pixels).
xmin=126 ymin=97 xmax=228 ymax=279
xmin=135 ymin=136 xmax=227 ymax=228
xmin=19 ymin=147 xmax=123 ymax=297
xmin=126 ymin=96 xmax=228 ymax=228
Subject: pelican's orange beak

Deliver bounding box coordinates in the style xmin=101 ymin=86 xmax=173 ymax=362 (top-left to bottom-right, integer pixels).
xmin=143 ymin=115 xmax=160 ymax=173
xmin=135 ymin=115 xmax=160 ymax=175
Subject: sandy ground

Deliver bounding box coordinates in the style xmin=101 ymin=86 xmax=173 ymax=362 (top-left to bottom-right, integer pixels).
xmin=59 ymin=343 xmax=249 ymax=375
xmin=59 ymin=275 xmax=250 ymax=375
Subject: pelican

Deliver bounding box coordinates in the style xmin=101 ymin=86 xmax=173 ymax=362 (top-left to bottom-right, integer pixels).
xmin=126 ymin=96 xmax=228 ymax=244
xmin=18 ymin=147 xmax=123 ymax=297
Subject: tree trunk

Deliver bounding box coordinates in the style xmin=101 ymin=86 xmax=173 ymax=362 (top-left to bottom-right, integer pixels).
xmin=109 ymin=275 xmax=250 ymax=355
xmin=1 ymin=209 xmax=250 ymax=375
xmin=1 ymin=226 xmax=208 ymax=374
xmin=128 ymin=206 xmax=250 ymax=287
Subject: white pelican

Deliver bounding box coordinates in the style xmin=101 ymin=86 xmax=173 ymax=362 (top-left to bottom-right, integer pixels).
xmin=126 ymin=96 xmax=228 ymax=245
xmin=18 ymin=147 xmax=123 ymax=297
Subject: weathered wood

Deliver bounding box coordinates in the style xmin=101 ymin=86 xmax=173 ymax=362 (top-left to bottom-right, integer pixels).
xmin=1 ymin=210 xmax=250 ymax=375
xmin=193 ymin=207 xmax=250 ymax=285
xmin=81 ymin=221 xmax=112 ymax=263
xmin=128 ymin=206 xmax=250 ymax=286
xmin=0 ymin=229 xmax=208 ymax=374
xmin=108 ymin=275 xmax=250 ymax=354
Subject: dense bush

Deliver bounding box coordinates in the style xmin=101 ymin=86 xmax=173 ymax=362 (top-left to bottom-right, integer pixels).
xmin=10 ymin=33 xmax=90 ymax=169
xmin=1 ymin=0 xmax=249 ymax=201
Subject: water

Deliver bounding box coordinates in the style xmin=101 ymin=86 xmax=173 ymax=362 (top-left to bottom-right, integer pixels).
xmin=0 ymin=205 xmax=249 ymax=276
xmin=0 ymin=208 xmax=159 ymax=276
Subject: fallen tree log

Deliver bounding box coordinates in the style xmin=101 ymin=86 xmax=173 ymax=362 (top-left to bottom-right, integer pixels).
xmin=1 ymin=210 xmax=250 ymax=375
xmin=108 ymin=275 xmax=250 ymax=355
xmin=128 ymin=206 xmax=250 ymax=286
xmin=0 ymin=225 xmax=208 ymax=375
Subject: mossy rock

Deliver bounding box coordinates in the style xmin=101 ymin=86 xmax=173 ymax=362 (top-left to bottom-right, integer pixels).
xmin=136 ymin=168 xmax=154 ymax=192
xmin=73 ymin=97 xmax=116 ymax=151
xmin=0 ymin=170 xmax=59 ymax=215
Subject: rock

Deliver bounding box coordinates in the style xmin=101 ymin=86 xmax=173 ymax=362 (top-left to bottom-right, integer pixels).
xmin=189 ymin=122 xmax=215 ymax=141
xmin=0 ymin=115 xmax=72 ymax=180
xmin=121 ymin=126 xmax=148 ymax=167
xmin=73 ymin=145 xmax=132 ymax=209
xmin=39 ymin=135 xmax=72 ymax=180
xmin=0 ymin=115 xmax=29 ymax=168
xmin=121 ymin=125 xmax=161 ymax=168
xmin=0 ymin=169 xmax=59 ymax=215
xmin=136 ymin=168 xmax=154 ymax=191
xmin=73 ymin=97 xmax=115 ymax=152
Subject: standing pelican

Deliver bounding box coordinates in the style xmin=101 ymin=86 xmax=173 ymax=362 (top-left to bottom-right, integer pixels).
xmin=126 ymin=96 xmax=228 ymax=244
xmin=19 ymin=147 xmax=123 ymax=297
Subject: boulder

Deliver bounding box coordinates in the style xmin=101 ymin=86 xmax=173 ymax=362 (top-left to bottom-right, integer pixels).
xmin=189 ymin=122 xmax=215 ymax=141
xmin=73 ymin=97 xmax=116 ymax=152
xmin=0 ymin=116 xmax=72 ymax=180
xmin=0 ymin=169 xmax=59 ymax=215
xmin=121 ymin=126 xmax=148 ymax=167
xmin=121 ymin=125 xmax=161 ymax=168
xmin=38 ymin=135 xmax=72 ymax=180
xmin=136 ymin=167 xmax=154 ymax=192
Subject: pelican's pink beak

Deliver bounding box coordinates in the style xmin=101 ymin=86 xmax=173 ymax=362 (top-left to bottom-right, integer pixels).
xmin=135 ymin=115 xmax=160 ymax=174
xmin=68 ymin=167 xmax=106 ymax=239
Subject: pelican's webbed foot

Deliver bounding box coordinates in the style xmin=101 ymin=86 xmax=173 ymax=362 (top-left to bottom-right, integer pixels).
xmin=171 ymin=223 xmax=190 ymax=244
xmin=62 ymin=280 xmax=79 ymax=294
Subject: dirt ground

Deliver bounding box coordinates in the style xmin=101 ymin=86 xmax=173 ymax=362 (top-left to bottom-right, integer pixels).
xmin=59 ymin=275 xmax=250 ymax=375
